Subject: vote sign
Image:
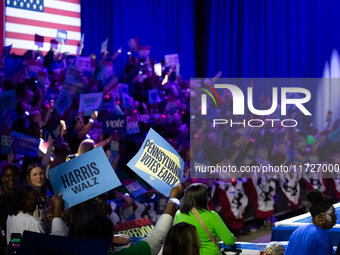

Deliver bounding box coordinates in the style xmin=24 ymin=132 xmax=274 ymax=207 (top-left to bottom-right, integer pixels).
xmin=102 ymin=115 xmax=127 ymax=135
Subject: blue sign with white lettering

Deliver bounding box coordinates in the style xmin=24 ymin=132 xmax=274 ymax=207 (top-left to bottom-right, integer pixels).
xmin=0 ymin=90 xmax=16 ymax=111
xmin=48 ymin=147 xmax=121 ymax=209
xmin=102 ymin=115 xmax=127 ymax=135
xmin=11 ymin=131 xmax=40 ymax=156
xmin=56 ymin=29 xmax=67 ymax=44
xmin=55 ymin=91 xmax=72 ymax=114
xmin=148 ymin=89 xmax=159 ymax=105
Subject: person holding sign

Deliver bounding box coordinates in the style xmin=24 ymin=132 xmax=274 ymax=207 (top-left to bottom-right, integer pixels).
xmin=6 ymin=185 xmax=45 ymax=244
xmin=174 ymin=183 xmax=235 ymax=255
xmin=80 ymin=185 xmax=184 ymax=255
xmin=6 ymin=186 xmax=67 ymax=245
xmin=66 ymin=112 xmax=98 ymax=154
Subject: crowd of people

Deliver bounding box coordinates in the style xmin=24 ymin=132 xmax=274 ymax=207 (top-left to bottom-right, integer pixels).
xmin=0 ymin=40 xmax=339 ymax=254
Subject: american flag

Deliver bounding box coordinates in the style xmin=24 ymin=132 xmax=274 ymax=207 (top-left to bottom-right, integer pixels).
xmin=5 ymin=0 xmax=81 ymax=55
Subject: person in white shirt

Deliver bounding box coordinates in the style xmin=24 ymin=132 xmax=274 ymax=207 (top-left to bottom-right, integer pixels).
xmin=6 ymin=185 xmax=45 ymax=244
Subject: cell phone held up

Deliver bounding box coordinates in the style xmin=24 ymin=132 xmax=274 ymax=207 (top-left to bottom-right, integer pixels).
xmin=9 ymin=233 xmax=21 ymax=254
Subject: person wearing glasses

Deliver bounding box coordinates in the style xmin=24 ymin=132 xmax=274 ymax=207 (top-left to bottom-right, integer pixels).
xmin=6 ymin=185 xmax=45 ymax=244
xmin=284 ymin=190 xmax=337 ymax=255
xmin=6 ymin=185 xmax=66 ymax=248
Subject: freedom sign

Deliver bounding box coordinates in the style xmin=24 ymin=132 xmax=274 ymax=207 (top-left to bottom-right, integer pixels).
xmin=78 ymin=92 xmax=103 ymax=113
xmin=0 ymin=90 xmax=16 ymax=111
xmin=0 ymin=110 xmax=18 ymax=154
xmin=48 ymin=147 xmax=121 ymax=209
xmin=127 ymin=128 xmax=184 ymax=196
xmin=11 ymin=131 xmax=40 ymax=156
xmin=115 ymin=218 xmax=155 ymax=238
xmin=102 ymin=115 xmax=127 ymax=135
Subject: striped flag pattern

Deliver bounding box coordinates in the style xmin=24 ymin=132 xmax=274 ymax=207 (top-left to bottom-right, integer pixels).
xmin=5 ymin=0 xmax=81 ymax=55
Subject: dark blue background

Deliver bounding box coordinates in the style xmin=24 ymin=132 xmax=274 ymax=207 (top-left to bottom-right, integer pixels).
xmin=81 ymin=0 xmax=195 ymax=80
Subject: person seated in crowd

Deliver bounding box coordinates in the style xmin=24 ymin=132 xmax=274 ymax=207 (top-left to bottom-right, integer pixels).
xmin=174 ymin=183 xmax=235 ymax=255
xmin=163 ymin=222 xmax=201 ymax=255
xmin=284 ymin=190 xmax=337 ymax=255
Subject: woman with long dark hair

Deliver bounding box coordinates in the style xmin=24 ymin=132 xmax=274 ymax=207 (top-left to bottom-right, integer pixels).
xmin=26 ymin=163 xmax=48 ymax=218
xmin=174 ymin=183 xmax=235 ymax=255
xmin=163 ymin=222 xmax=201 ymax=255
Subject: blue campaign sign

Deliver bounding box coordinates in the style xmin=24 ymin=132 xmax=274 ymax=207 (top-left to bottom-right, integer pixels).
xmin=0 ymin=110 xmax=18 ymax=154
xmin=119 ymin=83 xmax=129 ymax=95
xmin=102 ymin=102 xmax=114 ymax=113
xmin=11 ymin=131 xmax=40 ymax=156
xmin=45 ymin=120 xmax=61 ymax=140
xmin=0 ymin=110 xmax=19 ymax=131
xmin=122 ymin=93 xmax=133 ymax=110
xmin=79 ymin=92 xmax=103 ymax=113
xmin=48 ymin=147 xmax=122 ymax=209
xmin=127 ymin=128 xmax=184 ymax=196
xmin=126 ymin=116 xmax=140 ymax=135
xmin=55 ymin=91 xmax=72 ymax=114
xmin=56 ymin=29 xmax=68 ymax=44
xmin=148 ymin=89 xmax=159 ymax=105
xmin=0 ymin=90 xmax=16 ymax=111
xmin=19 ymin=231 xmax=109 ymax=255
xmin=102 ymin=115 xmax=127 ymax=135
xmin=67 ymin=55 xmax=77 ymax=66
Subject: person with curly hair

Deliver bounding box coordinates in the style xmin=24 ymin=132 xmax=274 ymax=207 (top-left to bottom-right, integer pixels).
xmin=6 ymin=185 xmax=45 ymax=244
xmin=284 ymin=190 xmax=337 ymax=255
xmin=0 ymin=165 xmax=20 ymax=253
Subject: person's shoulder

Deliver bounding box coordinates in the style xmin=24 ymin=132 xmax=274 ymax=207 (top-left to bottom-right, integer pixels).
xmin=175 ymin=209 xmax=186 ymax=218
xmin=207 ymin=210 xmax=219 ymax=216
xmin=201 ymin=209 xmax=220 ymax=219
xmin=295 ymin=224 xmax=316 ymax=233
xmin=296 ymin=224 xmax=330 ymax=239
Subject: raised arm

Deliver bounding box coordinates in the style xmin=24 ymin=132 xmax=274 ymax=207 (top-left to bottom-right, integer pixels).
xmin=78 ymin=111 xmax=97 ymax=139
